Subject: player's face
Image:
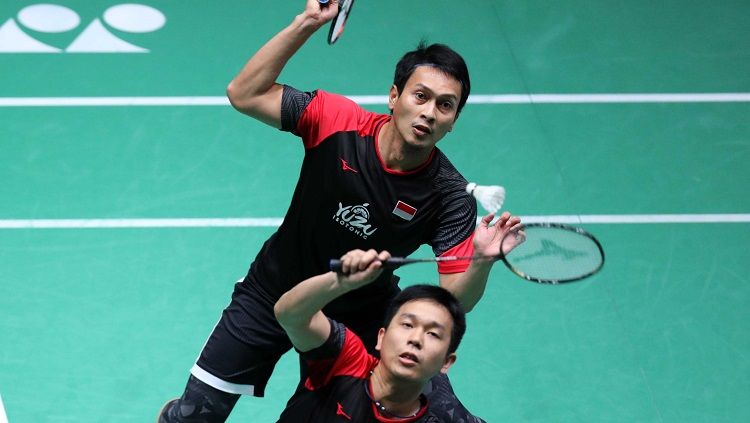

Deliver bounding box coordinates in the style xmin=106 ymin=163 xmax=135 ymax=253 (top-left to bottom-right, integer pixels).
xmin=388 ymin=66 xmax=462 ymax=151
xmin=376 ymin=299 xmax=457 ymax=383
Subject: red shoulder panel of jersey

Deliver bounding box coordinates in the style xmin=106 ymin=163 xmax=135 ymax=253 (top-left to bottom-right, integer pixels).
xmin=437 ymin=232 xmax=475 ymax=274
xmin=305 ymin=327 xmax=378 ymax=391
xmin=296 ymin=90 xmax=389 ymax=149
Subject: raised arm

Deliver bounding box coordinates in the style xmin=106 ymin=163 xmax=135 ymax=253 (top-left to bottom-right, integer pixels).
xmin=439 ymin=212 xmax=523 ymax=312
xmin=274 ymin=249 xmax=391 ymax=352
xmin=226 ymin=0 xmax=338 ymax=128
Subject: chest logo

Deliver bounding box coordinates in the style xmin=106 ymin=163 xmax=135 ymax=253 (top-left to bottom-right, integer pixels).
xmin=336 ymin=402 xmax=352 ymax=420
xmin=333 ymin=202 xmax=378 ymax=240
xmin=340 ymin=158 xmax=359 ymax=173
xmin=392 ymin=200 xmax=417 ymax=221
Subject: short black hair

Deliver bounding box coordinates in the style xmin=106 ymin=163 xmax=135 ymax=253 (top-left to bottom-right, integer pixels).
xmin=383 ymin=284 xmax=466 ymax=355
xmin=392 ymin=42 xmax=471 ymax=115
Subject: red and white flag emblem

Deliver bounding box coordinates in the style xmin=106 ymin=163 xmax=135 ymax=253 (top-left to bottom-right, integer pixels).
xmin=392 ymin=201 xmax=417 ymax=221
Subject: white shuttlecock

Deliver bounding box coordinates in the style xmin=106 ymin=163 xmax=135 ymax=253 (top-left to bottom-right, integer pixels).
xmin=466 ymin=182 xmax=506 ymax=214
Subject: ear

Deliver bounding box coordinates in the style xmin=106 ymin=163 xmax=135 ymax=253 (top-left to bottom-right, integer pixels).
xmin=440 ymin=353 xmax=457 ymax=374
xmin=388 ymin=85 xmax=399 ymax=112
xmin=375 ymin=327 xmax=386 ymax=352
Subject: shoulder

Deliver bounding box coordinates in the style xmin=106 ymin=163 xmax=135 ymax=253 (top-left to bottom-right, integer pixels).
xmin=432 ymin=150 xmax=468 ymax=186
xmin=296 ymin=90 xmax=389 ymax=148
xmin=429 ymin=150 xmax=473 ymax=206
xmin=302 ymin=320 xmax=377 ymax=389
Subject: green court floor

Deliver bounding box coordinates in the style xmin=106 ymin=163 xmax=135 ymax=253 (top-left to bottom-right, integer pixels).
xmin=1 ymin=1 xmax=749 ymax=422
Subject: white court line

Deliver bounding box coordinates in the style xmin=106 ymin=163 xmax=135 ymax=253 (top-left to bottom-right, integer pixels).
xmin=0 ymin=214 xmax=748 ymax=229
xmin=468 ymin=93 xmax=750 ymax=104
xmin=0 ymin=218 xmax=284 ymax=229
xmin=520 ymin=214 xmax=750 ymax=224
xmin=1 ymin=93 xmax=750 ymax=106
xmin=0 ymin=394 xmax=8 ymax=423
xmin=0 ymin=97 xmax=230 ymax=106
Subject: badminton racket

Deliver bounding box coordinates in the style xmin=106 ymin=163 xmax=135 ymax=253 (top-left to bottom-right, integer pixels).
xmin=319 ymin=0 xmax=355 ymax=44
xmin=330 ymin=223 xmax=605 ymax=284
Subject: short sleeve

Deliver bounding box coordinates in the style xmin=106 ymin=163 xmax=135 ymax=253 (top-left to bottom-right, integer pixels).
xmin=301 ymin=319 xmax=376 ymax=390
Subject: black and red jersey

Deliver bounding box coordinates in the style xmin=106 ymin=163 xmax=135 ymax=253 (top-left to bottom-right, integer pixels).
xmin=244 ymin=86 xmax=477 ymax=315
xmin=276 ymin=320 xmax=443 ymax=422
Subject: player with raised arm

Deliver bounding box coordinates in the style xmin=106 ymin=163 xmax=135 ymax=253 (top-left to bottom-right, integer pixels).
xmin=273 ymin=248 xmax=465 ymax=422
xmin=158 ymin=1 xmax=522 ymax=422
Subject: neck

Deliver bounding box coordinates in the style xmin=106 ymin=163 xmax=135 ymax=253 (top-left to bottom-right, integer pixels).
xmin=377 ymin=121 xmax=432 ymax=172
xmin=369 ymin=364 xmax=424 ymax=417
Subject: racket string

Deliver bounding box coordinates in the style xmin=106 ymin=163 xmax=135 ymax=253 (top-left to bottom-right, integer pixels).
xmin=504 ymin=225 xmax=604 ymax=282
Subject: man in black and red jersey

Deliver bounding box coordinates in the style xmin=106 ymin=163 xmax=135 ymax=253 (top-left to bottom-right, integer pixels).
xmin=273 ymin=249 xmax=466 ymax=422
xmin=159 ymin=1 xmax=522 ymax=422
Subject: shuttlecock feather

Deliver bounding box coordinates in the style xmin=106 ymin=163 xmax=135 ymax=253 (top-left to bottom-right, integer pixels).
xmin=466 ymin=182 xmax=506 ymax=214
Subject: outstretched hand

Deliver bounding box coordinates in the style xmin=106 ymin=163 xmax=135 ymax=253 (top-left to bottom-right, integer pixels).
xmin=335 ymin=249 xmax=391 ymax=291
xmin=473 ymin=212 xmax=525 ymax=258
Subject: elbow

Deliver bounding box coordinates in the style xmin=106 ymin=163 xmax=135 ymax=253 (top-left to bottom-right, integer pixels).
xmin=226 ymin=81 xmax=244 ymax=111
xmin=226 ymin=80 xmax=264 ymax=116
xmin=274 ymin=302 xmax=306 ymax=334
xmin=455 ymin=293 xmax=480 ymax=314
xmin=273 ymin=297 xmax=301 ymax=331
xmin=273 ymin=301 xmax=288 ymax=326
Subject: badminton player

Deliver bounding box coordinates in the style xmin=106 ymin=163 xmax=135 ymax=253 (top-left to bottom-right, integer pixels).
xmin=158 ymin=0 xmax=521 ymax=421
xmin=274 ymin=248 xmax=465 ymax=421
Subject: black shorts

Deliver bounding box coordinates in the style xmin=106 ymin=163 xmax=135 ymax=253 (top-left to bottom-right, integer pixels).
xmin=192 ymin=280 xmax=392 ymax=397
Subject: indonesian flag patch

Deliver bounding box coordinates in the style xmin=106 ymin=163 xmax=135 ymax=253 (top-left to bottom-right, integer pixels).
xmin=392 ymin=200 xmax=417 ymax=221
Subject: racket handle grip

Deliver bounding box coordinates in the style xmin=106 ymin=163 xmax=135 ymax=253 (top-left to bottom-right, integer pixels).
xmin=329 ymin=258 xmax=404 ymax=273
xmin=329 ymin=259 xmax=344 ymax=273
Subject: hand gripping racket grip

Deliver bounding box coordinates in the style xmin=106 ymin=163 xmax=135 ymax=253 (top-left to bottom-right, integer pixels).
xmin=329 ymin=258 xmax=407 ymax=273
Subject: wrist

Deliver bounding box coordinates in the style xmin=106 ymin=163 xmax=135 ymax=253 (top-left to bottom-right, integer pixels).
xmin=330 ymin=271 xmax=353 ymax=295
xmin=470 ymin=258 xmax=495 ymax=270
xmin=293 ymin=12 xmax=325 ymax=34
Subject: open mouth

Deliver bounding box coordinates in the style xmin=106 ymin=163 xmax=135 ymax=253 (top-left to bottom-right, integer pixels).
xmin=412 ymin=124 xmax=431 ymax=136
xmin=399 ymin=352 xmax=419 ymax=364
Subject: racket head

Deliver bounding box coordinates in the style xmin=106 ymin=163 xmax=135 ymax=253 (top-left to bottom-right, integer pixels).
xmin=327 ymin=0 xmax=355 ymax=44
xmin=501 ymin=223 xmax=605 ymax=284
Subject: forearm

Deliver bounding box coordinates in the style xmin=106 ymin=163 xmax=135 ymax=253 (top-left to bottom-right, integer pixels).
xmin=443 ymin=212 xmax=523 ymax=312
xmin=275 ymin=249 xmax=387 ymax=350
xmin=439 ymin=261 xmax=493 ymax=313
xmin=274 ymin=271 xmax=348 ymax=329
xmin=226 ymin=12 xmax=323 ymax=123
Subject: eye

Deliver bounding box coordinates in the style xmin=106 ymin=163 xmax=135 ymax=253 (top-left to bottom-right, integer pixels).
xmin=401 ymin=322 xmax=413 ymax=328
xmin=440 ymin=101 xmax=454 ymax=110
xmin=427 ymin=331 xmax=441 ymax=339
xmin=414 ymin=92 xmax=427 ymax=101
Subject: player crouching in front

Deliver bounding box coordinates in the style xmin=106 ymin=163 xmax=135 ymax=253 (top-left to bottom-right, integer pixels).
xmin=273 ymin=248 xmax=465 ymax=422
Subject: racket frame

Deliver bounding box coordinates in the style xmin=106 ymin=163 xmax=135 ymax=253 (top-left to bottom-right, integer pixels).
xmin=499 ymin=222 xmax=605 ymax=284
xmin=327 ymin=0 xmax=355 ymax=44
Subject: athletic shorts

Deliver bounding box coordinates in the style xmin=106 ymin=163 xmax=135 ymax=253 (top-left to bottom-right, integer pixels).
xmin=191 ymin=279 xmax=393 ymax=397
